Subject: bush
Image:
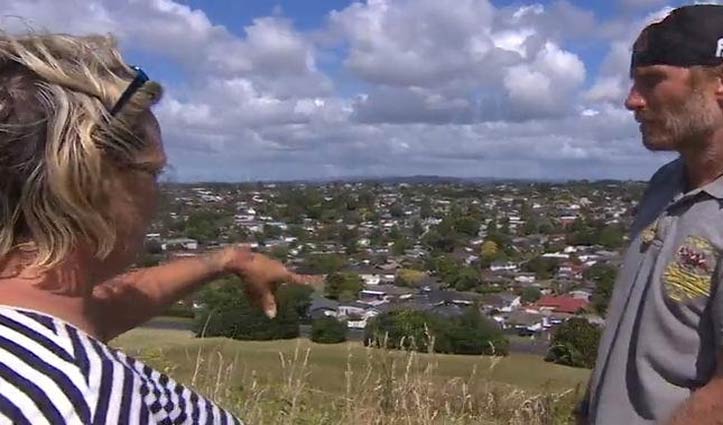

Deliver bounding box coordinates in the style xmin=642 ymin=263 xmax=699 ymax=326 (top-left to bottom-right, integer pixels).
xmin=193 ymin=277 xmax=310 ymax=341
xmin=364 ymin=308 xmax=508 ymax=356
xmin=311 ymin=317 xmax=347 ymax=343
xmin=365 ymin=310 xmax=440 ymax=352
xmin=545 ymin=318 xmax=601 ymax=368
xmin=521 ymin=286 xmax=542 ymax=303
xmin=395 ymin=269 xmax=427 ymax=287
xmin=325 ymin=272 xmax=364 ymax=302
xmin=445 ymin=308 xmax=509 ymax=355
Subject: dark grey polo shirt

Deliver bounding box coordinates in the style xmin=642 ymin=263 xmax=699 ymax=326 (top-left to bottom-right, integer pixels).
xmin=588 ymin=158 xmax=723 ymax=424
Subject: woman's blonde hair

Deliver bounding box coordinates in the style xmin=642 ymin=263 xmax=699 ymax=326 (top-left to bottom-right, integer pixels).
xmin=0 ymin=32 xmax=163 ymax=267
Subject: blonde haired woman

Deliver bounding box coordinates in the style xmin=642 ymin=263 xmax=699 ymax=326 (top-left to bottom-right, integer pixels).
xmin=0 ymin=32 xmax=313 ymax=424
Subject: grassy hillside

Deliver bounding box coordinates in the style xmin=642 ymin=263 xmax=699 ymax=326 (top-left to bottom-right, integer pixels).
xmin=111 ymin=327 xmax=589 ymax=424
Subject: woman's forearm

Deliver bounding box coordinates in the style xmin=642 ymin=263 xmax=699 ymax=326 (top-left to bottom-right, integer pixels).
xmin=90 ymin=249 xmax=244 ymax=341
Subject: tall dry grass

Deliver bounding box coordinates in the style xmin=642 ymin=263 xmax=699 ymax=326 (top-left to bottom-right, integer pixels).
xmin=134 ymin=334 xmax=581 ymax=425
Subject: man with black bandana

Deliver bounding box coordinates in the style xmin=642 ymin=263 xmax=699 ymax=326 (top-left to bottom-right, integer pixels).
xmin=580 ymin=4 xmax=723 ymax=425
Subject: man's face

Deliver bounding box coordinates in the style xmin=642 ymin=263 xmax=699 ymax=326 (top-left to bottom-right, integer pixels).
xmin=625 ymin=65 xmax=723 ymax=152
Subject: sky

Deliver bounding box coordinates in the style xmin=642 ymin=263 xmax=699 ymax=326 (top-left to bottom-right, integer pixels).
xmin=2 ymin=0 xmax=719 ymax=182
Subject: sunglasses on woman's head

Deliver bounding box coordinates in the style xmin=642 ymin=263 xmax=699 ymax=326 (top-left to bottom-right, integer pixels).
xmin=109 ymin=66 xmax=149 ymax=116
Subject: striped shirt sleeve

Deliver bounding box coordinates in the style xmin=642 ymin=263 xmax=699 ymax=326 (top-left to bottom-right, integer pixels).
xmin=0 ymin=307 xmax=244 ymax=425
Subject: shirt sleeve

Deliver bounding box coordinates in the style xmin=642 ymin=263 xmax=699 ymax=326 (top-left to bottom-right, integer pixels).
xmin=143 ymin=372 xmax=244 ymax=425
xmin=710 ymin=261 xmax=723 ymax=350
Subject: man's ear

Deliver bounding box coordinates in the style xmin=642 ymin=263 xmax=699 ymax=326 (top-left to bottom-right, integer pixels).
xmin=714 ymin=69 xmax=723 ymax=102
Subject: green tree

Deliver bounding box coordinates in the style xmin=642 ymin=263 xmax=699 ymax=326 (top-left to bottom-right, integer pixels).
xmin=411 ymin=219 xmax=425 ymax=237
xmin=454 ymin=216 xmax=479 ymax=237
xmin=270 ymin=245 xmax=289 ymax=261
xmin=369 ymin=227 xmax=385 ymax=247
xmin=392 ymin=237 xmax=410 ymax=256
xmin=311 ymin=317 xmax=347 ymax=343
xmin=340 ymin=225 xmax=360 ymax=254
xmin=288 ymin=225 xmax=308 ymax=241
xmin=304 ymin=254 xmax=346 ymax=274
xmin=365 ymin=308 xmax=508 ymax=355
xmin=522 ymin=218 xmax=539 ymax=235
xmin=445 ymin=308 xmax=509 ymax=355
xmin=592 ymin=279 xmax=615 ymax=317
xmin=427 ymin=255 xmax=462 ymax=287
xmin=422 ymin=229 xmax=457 ymax=253
xmin=480 ymin=240 xmax=499 ymax=260
xmin=598 ymin=225 xmax=625 ymax=249
xmin=193 ymin=278 xmax=308 ymax=340
xmin=585 ymin=263 xmax=618 ymax=316
xmin=280 ymin=285 xmax=314 ymax=320
xmin=453 ymin=267 xmax=480 ymax=292
xmin=419 ymin=197 xmax=433 ymax=219
xmin=395 ymin=269 xmax=427 ymax=287
xmin=325 ymin=273 xmax=364 ymax=301
xmin=521 ymin=286 xmax=542 ymax=303
xmin=364 ymin=310 xmax=440 ymax=352
xmin=263 ymin=224 xmax=283 ymax=240
xmin=389 ymin=202 xmax=404 ymax=218
xmin=184 ymin=211 xmax=223 ymax=242
xmin=523 ymin=256 xmax=559 ymax=280
xmin=545 ymin=318 xmax=601 ymax=368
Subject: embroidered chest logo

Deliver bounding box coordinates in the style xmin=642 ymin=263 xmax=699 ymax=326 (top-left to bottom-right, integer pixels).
xmin=640 ymin=219 xmax=658 ymax=251
xmin=662 ymin=236 xmax=718 ymax=303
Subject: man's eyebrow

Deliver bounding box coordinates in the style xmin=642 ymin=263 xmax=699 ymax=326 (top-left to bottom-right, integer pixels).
xmin=633 ymin=68 xmax=666 ymax=79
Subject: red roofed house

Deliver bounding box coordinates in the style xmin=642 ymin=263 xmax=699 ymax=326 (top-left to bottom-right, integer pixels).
xmin=534 ymin=295 xmax=589 ymax=314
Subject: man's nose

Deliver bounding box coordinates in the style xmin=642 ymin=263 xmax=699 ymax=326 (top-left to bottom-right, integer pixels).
xmin=624 ymin=86 xmax=645 ymax=111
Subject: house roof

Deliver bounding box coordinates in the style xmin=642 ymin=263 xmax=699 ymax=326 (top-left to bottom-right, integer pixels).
xmin=429 ymin=303 xmax=467 ymax=318
xmin=506 ymin=311 xmax=544 ymax=327
xmin=345 ymin=265 xmax=381 ymax=275
xmin=338 ymin=301 xmax=374 ymax=310
xmin=309 ymin=295 xmax=339 ymax=311
xmin=363 ymin=284 xmax=417 ymax=296
xmin=424 ymin=289 xmax=482 ymax=304
xmin=480 ymin=293 xmax=518 ymax=308
xmin=534 ymin=295 xmax=589 ymax=314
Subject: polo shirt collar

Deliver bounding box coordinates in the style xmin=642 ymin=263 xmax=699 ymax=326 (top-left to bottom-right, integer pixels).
xmin=700 ymin=173 xmax=723 ymax=200
xmin=670 ymin=158 xmax=723 ymax=206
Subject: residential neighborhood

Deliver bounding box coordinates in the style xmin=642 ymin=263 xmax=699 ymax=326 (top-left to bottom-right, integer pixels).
xmin=141 ymin=178 xmax=642 ymax=350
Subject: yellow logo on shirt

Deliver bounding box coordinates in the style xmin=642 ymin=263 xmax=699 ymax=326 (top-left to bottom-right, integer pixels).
xmin=640 ymin=220 xmax=657 ymax=250
xmin=663 ymin=236 xmax=717 ymax=303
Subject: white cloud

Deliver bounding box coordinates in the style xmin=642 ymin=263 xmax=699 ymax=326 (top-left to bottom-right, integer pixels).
xmin=329 ymin=0 xmax=498 ymax=87
xmin=618 ymin=0 xmax=669 ymax=10
xmin=1 ymin=0 xmax=677 ymax=181
xmin=583 ymin=6 xmax=673 ymax=108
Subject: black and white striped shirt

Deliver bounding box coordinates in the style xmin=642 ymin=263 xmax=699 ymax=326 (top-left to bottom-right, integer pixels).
xmin=0 ymin=306 xmax=243 ymax=424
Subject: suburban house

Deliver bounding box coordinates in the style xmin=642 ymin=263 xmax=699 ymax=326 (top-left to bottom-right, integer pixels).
xmin=482 ymin=293 xmax=522 ymax=313
xmin=308 ymin=296 xmax=339 ymax=320
xmin=348 ymin=265 xmax=383 ymax=286
xmin=490 ymin=261 xmax=518 ymax=272
xmin=513 ymin=272 xmax=536 ymax=284
xmin=504 ymin=310 xmax=547 ymax=334
xmin=359 ymin=285 xmax=416 ymax=306
xmin=337 ymin=302 xmax=380 ymax=329
xmin=161 ymin=238 xmax=199 ymax=251
xmin=568 ymin=289 xmax=593 ymax=301
xmin=533 ymin=295 xmax=589 ymax=314
xmin=360 ymin=273 xmax=381 ymax=286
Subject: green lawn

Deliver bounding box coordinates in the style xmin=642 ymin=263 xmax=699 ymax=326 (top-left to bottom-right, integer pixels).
xmin=111 ymin=327 xmax=589 ymax=395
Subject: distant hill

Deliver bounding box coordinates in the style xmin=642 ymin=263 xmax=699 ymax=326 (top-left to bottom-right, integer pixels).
xmin=162 ymin=175 xmax=645 ymax=186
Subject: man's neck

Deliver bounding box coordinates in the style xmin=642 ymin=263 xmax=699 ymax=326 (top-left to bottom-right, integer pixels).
xmin=681 ymin=133 xmax=723 ymax=190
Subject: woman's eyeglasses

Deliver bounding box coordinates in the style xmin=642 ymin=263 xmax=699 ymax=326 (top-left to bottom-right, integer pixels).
xmin=109 ymin=66 xmax=149 ymax=116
